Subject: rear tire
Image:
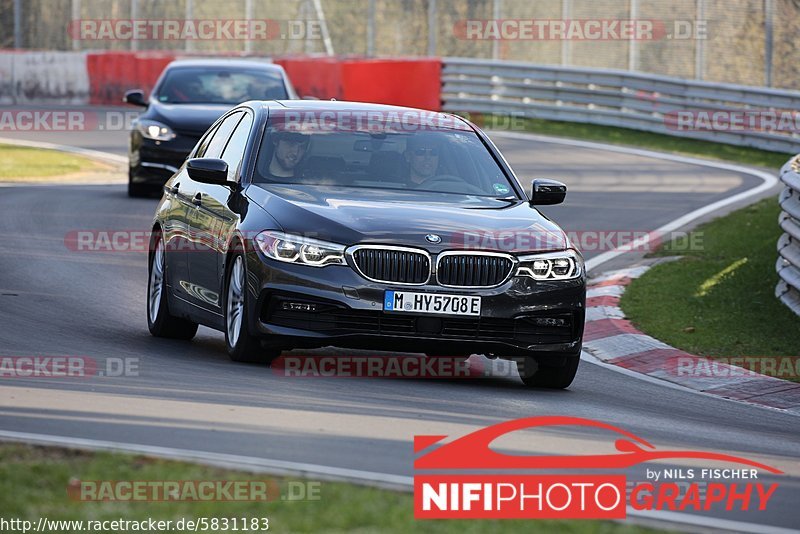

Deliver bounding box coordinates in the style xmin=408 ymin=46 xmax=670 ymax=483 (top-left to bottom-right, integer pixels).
xmin=147 ymin=233 xmax=198 ymax=340
xmin=128 ymin=180 xmax=150 ymax=197
xmin=224 ymin=249 xmax=279 ymax=364
xmin=516 ymin=353 xmax=580 ymax=389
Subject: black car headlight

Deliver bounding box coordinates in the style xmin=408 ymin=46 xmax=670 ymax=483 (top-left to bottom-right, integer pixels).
xmin=255 ymin=231 xmax=346 ymax=267
xmin=516 ymin=250 xmax=583 ymax=280
xmin=136 ymin=119 xmax=176 ymax=141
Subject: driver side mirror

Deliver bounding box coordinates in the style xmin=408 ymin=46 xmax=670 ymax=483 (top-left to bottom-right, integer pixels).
xmin=187 ymin=158 xmax=233 ymax=186
xmin=530 ymin=179 xmax=567 ymax=205
xmin=123 ymin=89 xmax=147 ymax=107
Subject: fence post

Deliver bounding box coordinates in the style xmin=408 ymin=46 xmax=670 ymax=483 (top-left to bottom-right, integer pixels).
xmin=492 ymin=0 xmax=502 ymax=60
xmin=695 ymin=0 xmax=705 ymax=80
xmin=71 ymin=0 xmax=82 ymax=51
xmin=185 ymin=0 xmax=194 ymax=53
xmin=764 ymin=0 xmax=773 ymax=87
xmin=131 ymin=0 xmax=139 ymax=51
xmin=561 ymin=0 xmax=571 ymax=66
xmin=244 ymin=0 xmax=253 ymax=55
xmin=13 ymin=0 xmax=22 ymax=49
xmin=628 ymin=0 xmax=638 ymax=71
xmin=428 ymin=0 xmax=437 ymax=56
xmin=367 ymin=0 xmax=376 ymax=56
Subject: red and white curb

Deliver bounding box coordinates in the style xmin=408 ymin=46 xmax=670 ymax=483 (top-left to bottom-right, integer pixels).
xmin=583 ymin=266 xmax=800 ymax=412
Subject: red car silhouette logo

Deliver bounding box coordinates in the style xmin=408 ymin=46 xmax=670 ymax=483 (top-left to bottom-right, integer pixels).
xmin=414 ymin=416 xmax=782 ymax=473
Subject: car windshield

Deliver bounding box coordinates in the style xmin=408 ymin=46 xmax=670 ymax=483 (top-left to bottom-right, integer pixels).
xmin=253 ymin=112 xmax=517 ymax=198
xmin=155 ymin=67 xmax=287 ymax=104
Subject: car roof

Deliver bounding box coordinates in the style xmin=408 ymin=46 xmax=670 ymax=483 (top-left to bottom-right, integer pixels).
xmin=165 ymin=59 xmax=286 ymax=72
xmin=250 ymin=100 xmax=471 ymax=129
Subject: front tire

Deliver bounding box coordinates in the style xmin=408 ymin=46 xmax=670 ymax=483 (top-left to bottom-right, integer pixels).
xmin=516 ymin=353 xmax=580 ymax=389
xmin=224 ymin=250 xmax=278 ymax=364
xmin=147 ymin=233 xmax=198 ymax=339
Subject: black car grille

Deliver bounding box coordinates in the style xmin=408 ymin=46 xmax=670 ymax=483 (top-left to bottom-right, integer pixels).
xmin=352 ymin=248 xmax=430 ymax=284
xmin=266 ymin=306 xmax=575 ymax=345
xmin=436 ymin=254 xmax=514 ymax=287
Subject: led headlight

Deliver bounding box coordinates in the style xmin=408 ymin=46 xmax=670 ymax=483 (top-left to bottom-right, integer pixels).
xmin=136 ymin=119 xmax=176 ymax=141
xmin=255 ymin=231 xmax=345 ymax=267
xmin=516 ymin=250 xmax=583 ymax=280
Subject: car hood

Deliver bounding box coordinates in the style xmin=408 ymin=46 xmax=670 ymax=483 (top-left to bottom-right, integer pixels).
xmin=147 ymin=101 xmax=233 ymax=135
xmin=248 ymin=184 xmax=569 ymax=253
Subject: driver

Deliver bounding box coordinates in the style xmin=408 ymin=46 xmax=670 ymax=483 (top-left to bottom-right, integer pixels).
xmin=404 ymin=133 xmax=443 ymax=187
xmin=266 ymin=131 xmax=310 ymax=181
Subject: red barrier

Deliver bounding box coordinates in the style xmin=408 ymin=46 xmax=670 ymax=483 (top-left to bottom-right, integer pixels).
xmin=273 ymin=57 xmax=343 ymax=100
xmin=84 ymin=53 xmax=441 ymax=110
xmin=341 ymin=59 xmax=441 ymax=111
xmin=87 ymin=52 xmax=175 ymax=105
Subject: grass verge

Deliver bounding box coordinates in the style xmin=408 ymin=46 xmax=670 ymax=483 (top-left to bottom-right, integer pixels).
xmin=0 ymin=144 xmax=104 ymax=180
xmin=0 ymin=443 xmax=664 ymax=533
xmin=620 ymin=198 xmax=800 ymax=377
xmin=471 ymin=116 xmax=792 ymax=170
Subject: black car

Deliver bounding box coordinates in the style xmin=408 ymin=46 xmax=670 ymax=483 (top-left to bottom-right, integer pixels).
xmin=124 ymin=59 xmax=297 ymax=197
xmin=147 ymin=101 xmax=585 ymax=389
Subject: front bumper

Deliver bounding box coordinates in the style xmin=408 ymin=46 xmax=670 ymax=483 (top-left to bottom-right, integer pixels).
xmin=129 ymin=133 xmax=200 ymax=185
xmin=246 ymin=252 xmax=585 ymax=358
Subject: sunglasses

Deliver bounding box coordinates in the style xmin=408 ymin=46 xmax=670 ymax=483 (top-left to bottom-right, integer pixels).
xmin=413 ymin=147 xmax=440 ymax=157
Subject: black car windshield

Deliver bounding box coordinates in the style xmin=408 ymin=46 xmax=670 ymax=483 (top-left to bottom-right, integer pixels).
xmin=155 ymin=67 xmax=287 ymax=104
xmin=253 ymin=112 xmax=517 ymax=198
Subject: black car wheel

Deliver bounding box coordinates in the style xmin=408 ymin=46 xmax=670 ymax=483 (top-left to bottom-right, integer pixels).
xmin=516 ymin=353 xmax=580 ymax=389
xmin=128 ymin=169 xmax=150 ymax=198
xmin=224 ymin=249 xmax=279 ymax=364
xmin=147 ymin=233 xmax=198 ymax=339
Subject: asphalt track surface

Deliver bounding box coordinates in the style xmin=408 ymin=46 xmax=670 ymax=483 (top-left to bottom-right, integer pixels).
xmin=1 ymin=125 xmax=797 ymax=532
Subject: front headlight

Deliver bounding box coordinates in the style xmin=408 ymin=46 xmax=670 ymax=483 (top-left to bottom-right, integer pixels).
xmin=516 ymin=249 xmax=583 ymax=280
xmin=136 ymin=119 xmax=176 ymax=141
xmin=255 ymin=231 xmax=346 ymax=267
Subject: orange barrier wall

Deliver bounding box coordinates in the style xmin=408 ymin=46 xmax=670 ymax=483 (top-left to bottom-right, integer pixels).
xmin=87 ymin=52 xmax=175 ymax=105
xmin=341 ymin=59 xmax=441 ymax=111
xmin=273 ymin=57 xmax=344 ymax=100
xmin=84 ymin=53 xmax=441 ymax=110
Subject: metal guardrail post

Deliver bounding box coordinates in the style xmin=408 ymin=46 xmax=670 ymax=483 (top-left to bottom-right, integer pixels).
xmin=775 ymin=156 xmax=800 ymax=315
xmin=777 ymin=156 xmax=800 ymax=317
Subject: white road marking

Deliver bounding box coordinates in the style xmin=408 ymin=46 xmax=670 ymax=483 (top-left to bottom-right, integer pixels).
xmin=489 ymin=131 xmax=779 ymax=274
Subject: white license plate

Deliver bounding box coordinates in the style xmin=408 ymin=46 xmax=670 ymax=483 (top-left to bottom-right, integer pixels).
xmin=383 ymin=290 xmax=481 ymax=316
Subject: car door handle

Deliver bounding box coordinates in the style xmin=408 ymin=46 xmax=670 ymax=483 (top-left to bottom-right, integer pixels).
xmin=165 ymin=182 xmax=180 ymax=195
xmin=192 ymin=193 xmax=202 ymax=206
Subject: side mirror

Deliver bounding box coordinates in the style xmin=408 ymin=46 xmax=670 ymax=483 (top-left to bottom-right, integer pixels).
xmin=530 ymin=179 xmax=567 ymax=205
xmin=123 ymin=89 xmax=147 ymax=107
xmin=187 ymin=158 xmax=232 ymax=186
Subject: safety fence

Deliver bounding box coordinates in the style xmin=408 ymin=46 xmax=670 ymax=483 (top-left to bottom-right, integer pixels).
xmin=778 ymin=157 xmax=800 ymax=317
xmin=440 ymin=57 xmax=800 ymax=154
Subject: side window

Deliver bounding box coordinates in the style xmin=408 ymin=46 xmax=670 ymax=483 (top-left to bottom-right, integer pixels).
xmin=193 ymin=124 xmax=219 ymax=158
xmin=204 ymin=112 xmax=243 ymax=159
xmin=220 ymin=113 xmax=254 ymax=182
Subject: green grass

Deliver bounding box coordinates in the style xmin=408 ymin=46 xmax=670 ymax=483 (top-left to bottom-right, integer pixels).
xmin=0 ymin=443 xmax=664 ymax=534
xmin=620 ymin=198 xmax=800 ymax=369
xmin=469 ymin=115 xmax=791 ymax=170
xmin=0 ymin=144 xmax=100 ymax=179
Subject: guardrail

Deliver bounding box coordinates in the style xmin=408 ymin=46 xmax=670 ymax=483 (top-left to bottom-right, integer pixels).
xmin=778 ymin=157 xmax=800 ymax=317
xmin=441 ymin=58 xmax=800 ymax=154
